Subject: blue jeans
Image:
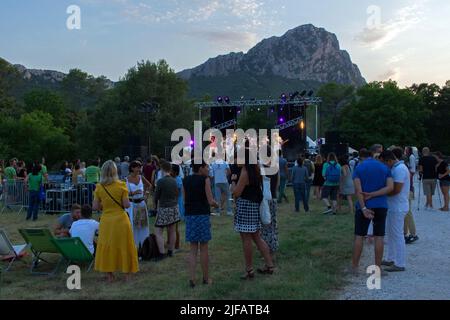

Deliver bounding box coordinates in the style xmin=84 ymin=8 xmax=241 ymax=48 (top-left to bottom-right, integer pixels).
xmin=214 ymin=183 xmax=232 ymax=214
xmin=293 ymin=183 xmax=309 ymax=212
xmin=278 ymin=176 xmax=288 ymax=203
xmin=305 ymin=181 xmax=312 ymax=203
xmin=87 ymin=183 xmax=96 ymax=205
xmin=27 ymin=191 xmax=40 ymax=220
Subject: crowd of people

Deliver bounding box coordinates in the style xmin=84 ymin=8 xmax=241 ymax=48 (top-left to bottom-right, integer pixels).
xmin=1 ymin=143 xmax=448 ymax=284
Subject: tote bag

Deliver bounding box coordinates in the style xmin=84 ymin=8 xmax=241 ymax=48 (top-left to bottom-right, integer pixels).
xmin=260 ymin=174 xmax=272 ymax=225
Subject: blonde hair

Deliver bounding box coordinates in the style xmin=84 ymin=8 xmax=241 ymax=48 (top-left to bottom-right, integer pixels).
xmin=315 ymin=154 xmax=323 ymax=165
xmin=100 ymin=160 xmax=119 ymax=185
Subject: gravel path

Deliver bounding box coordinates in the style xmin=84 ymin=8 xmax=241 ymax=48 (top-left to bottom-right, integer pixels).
xmin=338 ymin=182 xmax=450 ymax=300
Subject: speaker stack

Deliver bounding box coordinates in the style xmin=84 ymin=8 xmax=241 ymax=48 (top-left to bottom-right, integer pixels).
xmin=278 ymin=104 xmax=307 ymax=162
xmin=320 ymin=131 xmax=349 ymax=158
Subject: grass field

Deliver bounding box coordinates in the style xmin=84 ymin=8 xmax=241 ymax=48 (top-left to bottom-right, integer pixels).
xmin=0 ymin=188 xmax=354 ymax=300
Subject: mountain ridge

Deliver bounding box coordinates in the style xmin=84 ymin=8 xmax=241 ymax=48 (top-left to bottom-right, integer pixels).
xmin=178 ymin=24 xmax=366 ymax=98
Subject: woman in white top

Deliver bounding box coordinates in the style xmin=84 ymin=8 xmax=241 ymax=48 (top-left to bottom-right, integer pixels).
xmin=126 ymin=161 xmax=152 ymax=249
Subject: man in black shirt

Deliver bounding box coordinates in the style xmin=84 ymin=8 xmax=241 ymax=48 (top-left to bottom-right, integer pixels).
xmin=418 ymin=147 xmax=438 ymax=210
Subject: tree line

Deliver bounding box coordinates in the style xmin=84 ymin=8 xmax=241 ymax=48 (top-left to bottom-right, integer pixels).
xmin=0 ymin=57 xmax=448 ymax=170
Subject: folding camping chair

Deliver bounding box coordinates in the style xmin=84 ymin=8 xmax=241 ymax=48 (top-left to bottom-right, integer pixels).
xmin=18 ymin=229 xmax=63 ymax=275
xmin=51 ymin=237 xmax=94 ymax=272
xmin=0 ymin=229 xmax=28 ymax=272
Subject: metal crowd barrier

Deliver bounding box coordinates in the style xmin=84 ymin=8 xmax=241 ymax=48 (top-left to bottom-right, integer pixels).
xmin=0 ymin=180 xmax=96 ymax=215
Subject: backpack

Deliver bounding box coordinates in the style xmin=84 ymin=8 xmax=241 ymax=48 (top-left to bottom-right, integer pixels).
xmin=139 ymin=234 xmax=161 ymax=260
xmin=304 ymin=159 xmax=314 ymax=180
xmin=325 ymin=162 xmax=340 ymax=183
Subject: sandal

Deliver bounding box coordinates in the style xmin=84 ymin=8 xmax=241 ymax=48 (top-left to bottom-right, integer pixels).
xmin=240 ymin=268 xmax=255 ymax=280
xmin=257 ymin=265 xmax=275 ymax=275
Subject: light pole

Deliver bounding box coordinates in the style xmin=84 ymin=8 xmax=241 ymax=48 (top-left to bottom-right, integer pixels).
xmin=315 ymin=103 xmax=319 ymax=142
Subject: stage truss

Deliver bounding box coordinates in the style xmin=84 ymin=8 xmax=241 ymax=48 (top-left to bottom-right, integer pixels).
xmin=195 ymin=97 xmax=322 ymax=109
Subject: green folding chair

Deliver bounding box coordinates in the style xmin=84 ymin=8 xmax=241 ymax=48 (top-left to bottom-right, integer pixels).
xmin=51 ymin=237 xmax=94 ymax=272
xmin=18 ymin=229 xmax=63 ymax=275
xmin=0 ymin=229 xmax=28 ymax=272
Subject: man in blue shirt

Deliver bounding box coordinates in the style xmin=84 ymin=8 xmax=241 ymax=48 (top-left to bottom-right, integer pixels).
xmin=352 ymin=148 xmax=393 ymax=273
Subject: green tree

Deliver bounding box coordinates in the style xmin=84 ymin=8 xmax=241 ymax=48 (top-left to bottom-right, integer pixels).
xmin=24 ymin=90 xmax=68 ymax=128
xmin=317 ymin=83 xmax=355 ymax=136
xmin=428 ymin=84 xmax=450 ymax=154
xmin=0 ymin=58 xmax=22 ymax=117
xmin=339 ymin=81 xmax=427 ymax=149
xmin=61 ymin=69 xmax=109 ymax=110
xmin=84 ymin=60 xmax=195 ymax=159
xmin=0 ymin=111 xmax=72 ymax=166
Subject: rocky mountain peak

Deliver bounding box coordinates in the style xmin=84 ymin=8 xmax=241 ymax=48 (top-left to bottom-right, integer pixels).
xmin=178 ymin=24 xmax=365 ymax=87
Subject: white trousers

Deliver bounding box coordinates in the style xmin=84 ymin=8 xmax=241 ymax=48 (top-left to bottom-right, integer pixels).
xmin=386 ymin=210 xmax=407 ymax=268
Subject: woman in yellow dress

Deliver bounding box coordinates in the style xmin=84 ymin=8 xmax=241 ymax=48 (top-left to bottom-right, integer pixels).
xmin=93 ymin=160 xmax=139 ymax=282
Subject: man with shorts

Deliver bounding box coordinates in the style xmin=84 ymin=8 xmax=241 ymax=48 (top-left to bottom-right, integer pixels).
xmin=352 ymin=149 xmax=394 ymax=273
xmin=321 ymin=153 xmax=341 ymax=215
xmin=418 ymin=147 xmax=438 ymax=210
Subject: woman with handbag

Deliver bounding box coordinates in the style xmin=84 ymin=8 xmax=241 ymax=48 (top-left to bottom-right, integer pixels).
xmin=126 ymin=161 xmax=151 ymax=249
xmin=25 ymin=163 xmax=43 ymax=221
xmin=232 ymin=147 xmax=274 ymax=280
xmin=93 ymin=160 xmax=138 ymax=282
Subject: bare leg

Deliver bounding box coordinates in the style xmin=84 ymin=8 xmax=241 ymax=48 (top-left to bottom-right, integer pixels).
xmin=107 ymin=272 xmax=115 ymax=282
xmin=352 ymin=236 xmax=364 ymax=269
xmin=347 ymin=195 xmax=354 ymax=215
xmin=427 ymin=194 xmax=433 ymax=208
xmin=200 ymin=243 xmax=210 ymax=283
xmin=374 ymin=236 xmax=385 ymax=268
xmin=167 ymin=224 xmax=176 ymax=251
xmin=189 ymin=243 xmax=199 ymax=283
xmin=240 ymin=233 xmax=253 ymax=271
xmin=252 ymin=232 xmax=273 ymax=267
xmin=441 ymin=186 xmax=449 ymax=211
xmin=175 ymin=223 xmax=180 ymax=250
xmin=154 ymin=227 xmax=166 ymax=254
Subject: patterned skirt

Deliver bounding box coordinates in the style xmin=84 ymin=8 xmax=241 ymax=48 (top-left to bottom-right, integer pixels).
xmin=234 ymin=198 xmax=261 ymax=233
xmin=261 ymin=200 xmax=279 ymax=252
xmin=155 ymin=206 xmax=180 ymax=227
xmin=185 ymin=215 xmax=212 ymax=243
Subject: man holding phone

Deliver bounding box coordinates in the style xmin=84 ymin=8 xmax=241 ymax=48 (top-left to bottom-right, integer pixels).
xmin=351 ymin=148 xmax=394 ymax=274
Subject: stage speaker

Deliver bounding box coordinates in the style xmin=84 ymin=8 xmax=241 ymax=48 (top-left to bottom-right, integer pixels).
xmin=320 ymin=143 xmax=349 ymax=158
xmin=278 ymin=103 xmax=307 ymax=162
xmin=325 ymin=131 xmax=342 ymax=144
xmin=122 ymin=135 xmax=143 ymax=159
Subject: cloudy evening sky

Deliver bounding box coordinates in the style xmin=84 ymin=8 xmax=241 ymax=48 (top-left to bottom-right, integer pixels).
xmin=1 ymin=0 xmax=449 ymax=87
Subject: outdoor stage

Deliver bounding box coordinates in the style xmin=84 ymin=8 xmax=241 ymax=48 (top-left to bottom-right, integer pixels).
xmin=195 ymin=94 xmax=322 ymax=161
